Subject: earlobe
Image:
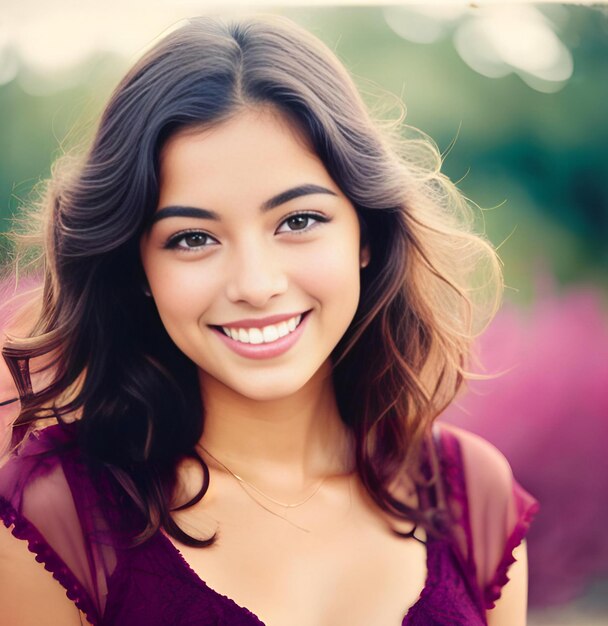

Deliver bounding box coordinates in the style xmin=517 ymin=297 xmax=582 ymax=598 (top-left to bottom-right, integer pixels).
xmin=360 ymin=245 xmax=371 ymax=269
xmin=358 ymin=214 xmax=370 ymax=269
xmin=141 ymin=282 xmax=153 ymax=297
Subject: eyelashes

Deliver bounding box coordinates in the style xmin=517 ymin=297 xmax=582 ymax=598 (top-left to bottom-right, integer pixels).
xmin=163 ymin=211 xmax=331 ymax=253
xmin=164 ymin=231 xmax=215 ymax=252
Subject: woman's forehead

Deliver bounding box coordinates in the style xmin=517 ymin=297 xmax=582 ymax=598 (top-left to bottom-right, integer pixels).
xmin=161 ymin=106 xmax=313 ymax=161
xmin=155 ymin=110 xmax=334 ymax=208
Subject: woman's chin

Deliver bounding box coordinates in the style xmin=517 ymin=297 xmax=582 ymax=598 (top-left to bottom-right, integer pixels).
xmin=198 ymin=367 xmax=316 ymax=402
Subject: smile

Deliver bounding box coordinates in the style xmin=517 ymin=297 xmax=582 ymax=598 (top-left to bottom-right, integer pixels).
xmin=220 ymin=313 xmax=303 ymax=345
xmin=209 ymin=310 xmax=312 ymax=360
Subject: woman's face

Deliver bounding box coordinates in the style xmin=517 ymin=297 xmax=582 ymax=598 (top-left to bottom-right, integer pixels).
xmin=139 ymin=107 xmax=369 ymax=401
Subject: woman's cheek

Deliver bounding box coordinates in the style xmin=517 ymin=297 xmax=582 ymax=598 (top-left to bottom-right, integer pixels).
xmin=301 ymin=251 xmax=360 ymax=322
xmin=154 ymin=263 xmax=213 ymax=323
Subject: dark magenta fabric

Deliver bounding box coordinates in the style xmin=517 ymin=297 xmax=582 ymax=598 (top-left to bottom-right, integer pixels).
xmin=0 ymin=421 xmax=539 ymax=625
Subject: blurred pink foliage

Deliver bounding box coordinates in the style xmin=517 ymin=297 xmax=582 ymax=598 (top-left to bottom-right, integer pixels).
xmin=0 ymin=273 xmax=44 ymax=449
xmin=442 ymin=285 xmax=608 ymax=607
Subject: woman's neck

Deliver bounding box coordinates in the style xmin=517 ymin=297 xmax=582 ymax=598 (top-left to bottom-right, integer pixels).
xmin=197 ymin=362 xmax=355 ymax=490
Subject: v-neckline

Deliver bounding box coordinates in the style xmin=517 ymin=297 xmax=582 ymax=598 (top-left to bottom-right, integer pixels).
xmin=156 ymin=526 xmax=436 ymax=625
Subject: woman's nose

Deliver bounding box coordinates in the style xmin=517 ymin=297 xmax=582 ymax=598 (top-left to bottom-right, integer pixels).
xmin=224 ymin=242 xmax=288 ymax=307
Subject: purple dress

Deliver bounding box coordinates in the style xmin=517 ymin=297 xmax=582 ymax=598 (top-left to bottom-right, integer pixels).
xmin=0 ymin=420 xmax=538 ymax=625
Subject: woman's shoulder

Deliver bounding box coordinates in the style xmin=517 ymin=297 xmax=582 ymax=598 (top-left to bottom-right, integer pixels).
xmin=432 ymin=420 xmax=539 ymax=610
xmin=0 ymin=420 xmax=132 ymax=531
xmin=0 ymin=421 xmax=91 ymax=541
xmin=432 ymin=419 xmax=538 ymax=537
xmin=434 ymin=421 xmax=515 ymax=494
xmin=0 ymin=421 xmax=118 ymax=625
xmin=0 ymin=420 xmax=81 ymax=500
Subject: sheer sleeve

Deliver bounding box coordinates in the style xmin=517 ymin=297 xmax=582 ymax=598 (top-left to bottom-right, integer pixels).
xmin=437 ymin=422 xmax=540 ymax=610
xmin=0 ymin=422 xmax=119 ymax=625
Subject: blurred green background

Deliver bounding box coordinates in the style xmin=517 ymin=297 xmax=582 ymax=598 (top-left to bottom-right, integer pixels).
xmin=1 ymin=4 xmax=606 ymax=303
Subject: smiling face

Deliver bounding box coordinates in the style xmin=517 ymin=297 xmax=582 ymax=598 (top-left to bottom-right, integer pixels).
xmin=139 ymin=106 xmax=369 ymax=402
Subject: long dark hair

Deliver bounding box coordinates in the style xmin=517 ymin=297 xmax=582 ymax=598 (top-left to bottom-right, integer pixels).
xmin=1 ymin=14 xmax=502 ymax=546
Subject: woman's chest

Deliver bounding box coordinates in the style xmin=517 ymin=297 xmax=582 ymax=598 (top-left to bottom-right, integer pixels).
xmin=161 ymin=475 xmax=429 ymax=626
xmin=163 ymin=523 xmax=427 ymax=626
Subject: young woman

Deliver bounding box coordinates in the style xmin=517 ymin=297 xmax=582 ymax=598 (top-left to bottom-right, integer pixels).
xmin=0 ymin=14 xmax=538 ymax=626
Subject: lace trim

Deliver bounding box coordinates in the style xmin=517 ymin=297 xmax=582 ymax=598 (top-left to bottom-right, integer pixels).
xmin=435 ymin=426 xmax=491 ymax=622
xmin=483 ymin=481 xmax=540 ymax=609
xmin=156 ymin=529 xmax=266 ymax=625
xmin=0 ymin=496 xmax=100 ymax=625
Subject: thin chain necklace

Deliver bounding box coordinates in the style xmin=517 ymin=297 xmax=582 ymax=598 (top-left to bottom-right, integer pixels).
xmin=197 ymin=443 xmax=328 ymax=533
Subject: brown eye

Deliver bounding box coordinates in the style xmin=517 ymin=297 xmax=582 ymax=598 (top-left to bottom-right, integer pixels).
xmin=165 ymin=231 xmax=217 ymax=252
xmin=276 ymin=212 xmax=330 ymax=235
xmin=286 ymin=215 xmax=309 ymax=230
xmin=183 ymin=233 xmax=207 ymax=247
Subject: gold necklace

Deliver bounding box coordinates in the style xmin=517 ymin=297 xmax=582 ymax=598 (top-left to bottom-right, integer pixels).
xmin=197 ymin=444 xmax=328 ymax=533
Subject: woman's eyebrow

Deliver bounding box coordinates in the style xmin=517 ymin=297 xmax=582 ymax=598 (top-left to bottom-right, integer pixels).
xmin=148 ymin=183 xmax=337 ymax=227
xmin=262 ymin=183 xmax=337 ymax=211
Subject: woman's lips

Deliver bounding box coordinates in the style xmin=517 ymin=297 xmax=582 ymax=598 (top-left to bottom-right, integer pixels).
xmin=210 ymin=310 xmax=311 ymax=360
xmin=217 ymin=310 xmax=307 ymax=329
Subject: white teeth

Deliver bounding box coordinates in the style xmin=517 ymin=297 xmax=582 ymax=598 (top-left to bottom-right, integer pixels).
xmin=248 ymin=328 xmax=264 ymax=344
xmin=262 ymin=325 xmax=279 ymax=342
xmin=238 ymin=328 xmax=250 ymax=343
xmin=220 ymin=314 xmax=304 ymax=345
